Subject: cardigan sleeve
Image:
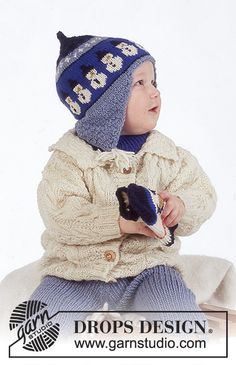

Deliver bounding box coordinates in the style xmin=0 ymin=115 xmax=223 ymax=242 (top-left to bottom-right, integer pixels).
xmin=164 ymin=147 xmax=217 ymax=236
xmin=37 ymin=150 xmax=123 ymax=245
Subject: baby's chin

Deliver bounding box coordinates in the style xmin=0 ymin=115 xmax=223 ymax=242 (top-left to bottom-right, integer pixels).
xmin=121 ymin=131 xmax=152 ymax=136
xmin=121 ymin=127 xmax=155 ymax=135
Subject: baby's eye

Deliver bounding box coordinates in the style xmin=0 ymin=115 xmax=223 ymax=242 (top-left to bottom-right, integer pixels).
xmin=134 ymin=79 xmax=144 ymax=86
xmin=152 ymin=80 xmax=157 ymax=88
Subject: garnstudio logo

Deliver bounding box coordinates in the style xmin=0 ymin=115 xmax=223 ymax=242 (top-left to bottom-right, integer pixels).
xmin=9 ymin=300 xmax=60 ymax=352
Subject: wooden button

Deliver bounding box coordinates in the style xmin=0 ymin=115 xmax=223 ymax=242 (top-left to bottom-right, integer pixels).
xmin=123 ymin=167 xmax=132 ymax=174
xmin=104 ymin=250 xmax=116 ymax=262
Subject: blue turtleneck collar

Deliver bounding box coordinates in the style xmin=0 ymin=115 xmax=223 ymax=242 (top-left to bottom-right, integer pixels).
xmin=116 ymin=133 xmax=150 ymax=153
xmin=91 ymin=132 xmax=150 ymax=154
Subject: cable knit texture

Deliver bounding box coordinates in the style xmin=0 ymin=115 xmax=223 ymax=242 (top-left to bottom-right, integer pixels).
xmin=37 ymin=128 xmax=217 ymax=282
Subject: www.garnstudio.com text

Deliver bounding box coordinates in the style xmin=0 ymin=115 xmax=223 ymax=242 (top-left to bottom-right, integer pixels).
xmin=73 ymin=337 xmax=206 ymax=351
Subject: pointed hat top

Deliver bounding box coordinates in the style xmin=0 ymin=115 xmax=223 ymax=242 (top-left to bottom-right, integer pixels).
xmin=56 ymin=31 xmax=93 ymax=65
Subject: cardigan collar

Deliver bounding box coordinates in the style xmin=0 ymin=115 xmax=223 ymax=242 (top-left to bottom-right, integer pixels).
xmin=48 ymin=128 xmax=179 ymax=171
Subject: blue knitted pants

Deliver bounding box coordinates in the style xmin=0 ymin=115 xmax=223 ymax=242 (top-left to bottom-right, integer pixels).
xmin=30 ymin=266 xmax=205 ymax=329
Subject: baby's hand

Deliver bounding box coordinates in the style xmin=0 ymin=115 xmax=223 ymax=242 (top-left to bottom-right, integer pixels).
xmin=159 ymin=191 xmax=185 ymax=227
xmin=118 ymin=216 xmax=157 ymax=238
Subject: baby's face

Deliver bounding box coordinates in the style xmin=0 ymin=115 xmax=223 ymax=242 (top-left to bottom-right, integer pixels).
xmin=122 ymin=61 xmax=161 ymax=135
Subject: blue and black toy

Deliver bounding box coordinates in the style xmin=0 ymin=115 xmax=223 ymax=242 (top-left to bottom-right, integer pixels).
xmin=116 ymin=183 xmax=178 ymax=246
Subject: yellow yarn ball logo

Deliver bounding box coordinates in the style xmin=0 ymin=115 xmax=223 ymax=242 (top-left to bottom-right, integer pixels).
xmin=9 ymin=300 xmax=60 ymax=351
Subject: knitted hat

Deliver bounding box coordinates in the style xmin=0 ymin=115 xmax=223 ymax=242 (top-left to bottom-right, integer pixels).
xmin=56 ymin=32 xmax=156 ymax=151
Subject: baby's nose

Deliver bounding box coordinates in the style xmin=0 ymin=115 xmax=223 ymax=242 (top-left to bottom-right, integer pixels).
xmin=150 ymin=88 xmax=160 ymax=98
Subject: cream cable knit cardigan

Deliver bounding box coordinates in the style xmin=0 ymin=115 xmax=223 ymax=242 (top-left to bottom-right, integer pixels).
xmin=37 ymin=129 xmax=217 ymax=283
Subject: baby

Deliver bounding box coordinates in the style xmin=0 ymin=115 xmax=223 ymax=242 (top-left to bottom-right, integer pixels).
xmin=30 ymin=32 xmax=217 ymax=328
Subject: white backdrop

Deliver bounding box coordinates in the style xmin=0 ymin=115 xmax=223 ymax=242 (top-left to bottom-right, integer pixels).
xmin=0 ymin=0 xmax=236 ymax=282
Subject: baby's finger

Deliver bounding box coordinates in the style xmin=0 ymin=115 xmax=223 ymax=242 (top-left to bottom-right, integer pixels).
xmin=159 ymin=191 xmax=171 ymax=201
xmin=142 ymin=225 xmax=157 ymax=238
xmin=168 ymin=213 xmax=181 ymax=227
xmin=161 ymin=202 xmax=174 ymax=220
xmin=163 ymin=208 xmax=178 ymax=227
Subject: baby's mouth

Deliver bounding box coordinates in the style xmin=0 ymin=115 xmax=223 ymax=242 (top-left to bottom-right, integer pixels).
xmin=149 ymin=106 xmax=159 ymax=113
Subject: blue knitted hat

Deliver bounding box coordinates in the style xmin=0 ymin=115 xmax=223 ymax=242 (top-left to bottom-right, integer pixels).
xmin=56 ymin=32 xmax=156 ymax=151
